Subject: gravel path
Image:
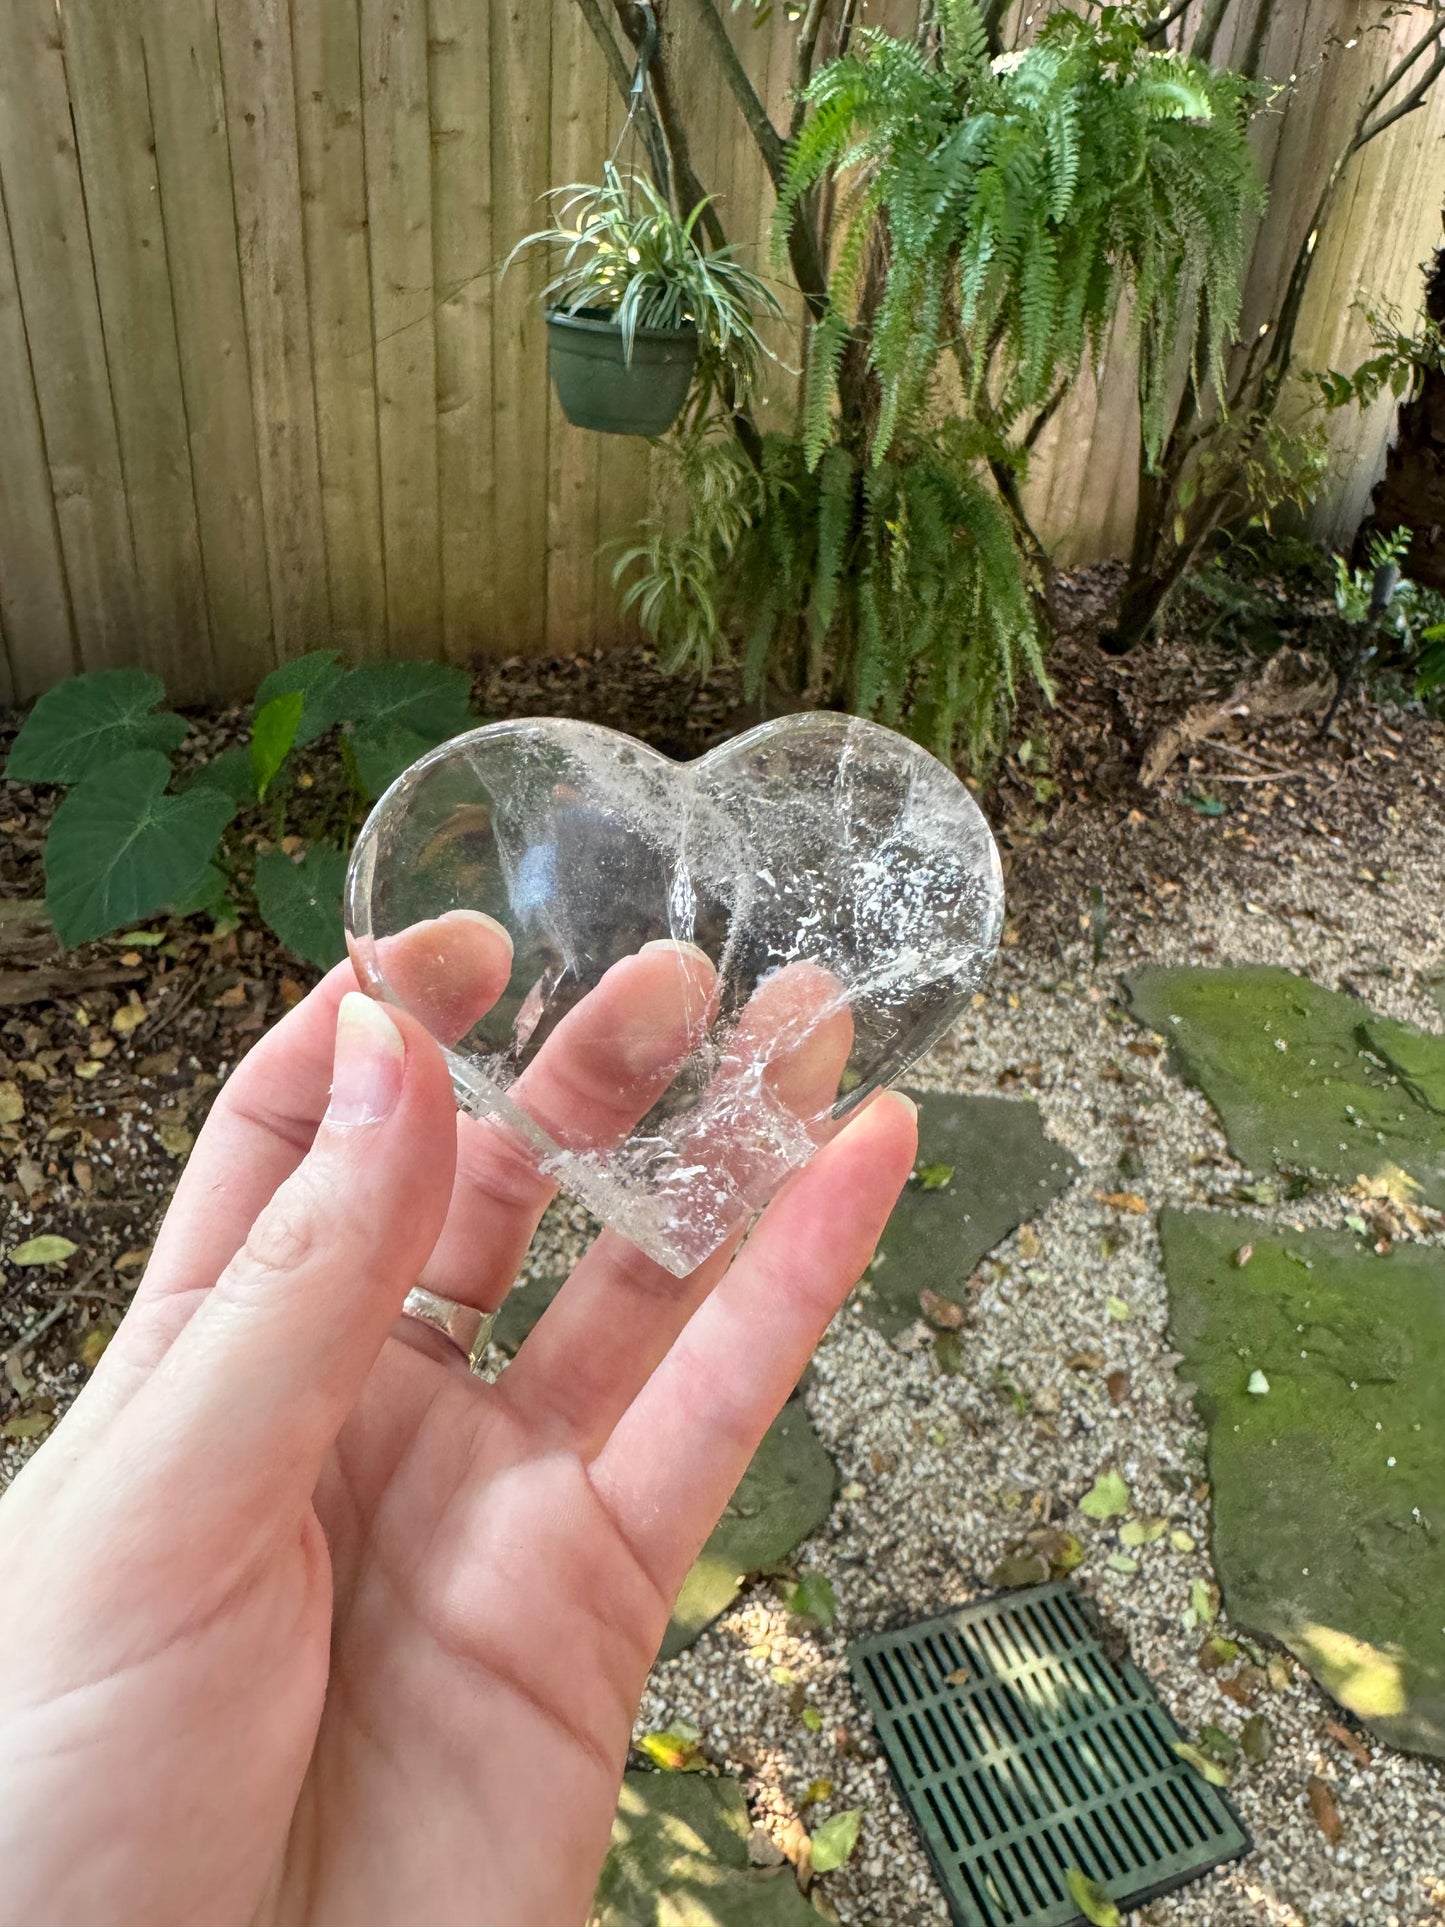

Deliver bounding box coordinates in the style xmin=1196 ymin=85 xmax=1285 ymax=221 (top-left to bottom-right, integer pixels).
xmin=627 ymin=777 xmax=1445 ymax=1927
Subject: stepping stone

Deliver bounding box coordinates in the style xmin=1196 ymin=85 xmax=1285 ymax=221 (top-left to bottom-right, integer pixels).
xmin=661 ymin=1396 xmax=835 ymax=1659
xmin=1128 ymin=965 xmax=1445 ymax=1207
xmin=1159 ymin=1205 xmax=1445 ymax=1757
xmin=862 ymin=1091 xmax=1077 ymax=1338
xmin=594 ymin=1772 xmax=815 ymax=1926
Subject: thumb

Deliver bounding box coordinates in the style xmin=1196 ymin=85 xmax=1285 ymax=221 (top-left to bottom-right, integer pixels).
xmin=119 ymin=993 xmax=458 ymax=1529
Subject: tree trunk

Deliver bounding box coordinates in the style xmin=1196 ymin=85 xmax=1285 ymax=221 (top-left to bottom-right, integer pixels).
xmin=1359 ymin=242 xmax=1445 ymax=586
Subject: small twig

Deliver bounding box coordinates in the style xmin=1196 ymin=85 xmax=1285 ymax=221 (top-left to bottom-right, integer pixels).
xmin=5 ymin=1302 xmax=69 ymax=1363
xmin=1201 ymin=736 xmax=1294 ymax=771
xmin=1208 ymin=769 xmax=1309 ymax=785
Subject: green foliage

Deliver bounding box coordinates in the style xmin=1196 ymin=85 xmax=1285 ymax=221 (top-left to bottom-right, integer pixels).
xmin=6 ymin=669 xmax=188 ymax=784
xmin=1313 ymin=300 xmax=1445 ymax=413
xmin=1331 ymin=526 xmax=1411 ymax=628
xmin=43 ymin=752 xmax=237 ymax=949
xmin=9 ymin=663 xmax=478 ymax=962
xmin=253 ymin=845 xmax=349 ymax=972
xmin=807 ymin=1809 xmax=862 ymax=1875
xmin=780 ymin=6 xmax=1262 ymax=467
xmin=507 ymin=163 xmax=783 ymax=398
xmin=615 ymin=424 xmax=1043 ymax=766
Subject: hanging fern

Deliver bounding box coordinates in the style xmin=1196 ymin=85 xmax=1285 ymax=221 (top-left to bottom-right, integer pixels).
xmin=779 ymin=3 xmax=1264 ymax=468
xmin=614 ymin=424 xmax=1043 ymax=770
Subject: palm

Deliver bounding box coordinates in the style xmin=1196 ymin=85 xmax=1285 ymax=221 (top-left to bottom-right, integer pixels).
xmin=0 ymin=943 xmax=913 ymax=1927
xmin=279 ymin=1345 xmax=663 ymax=1927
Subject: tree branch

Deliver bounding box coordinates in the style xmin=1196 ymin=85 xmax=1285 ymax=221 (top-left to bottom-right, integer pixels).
xmin=1142 ymin=0 xmax=1193 ymax=48
xmin=685 ymin=0 xmax=787 ymax=185
xmin=1357 ymin=8 xmax=1445 ymax=127
xmin=1356 ymin=43 xmax=1445 ymax=150
xmin=791 ymin=0 xmax=833 ymax=138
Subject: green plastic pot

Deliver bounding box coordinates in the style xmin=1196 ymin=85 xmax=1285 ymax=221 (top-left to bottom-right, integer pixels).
xmin=546 ymin=306 xmax=699 ymax=438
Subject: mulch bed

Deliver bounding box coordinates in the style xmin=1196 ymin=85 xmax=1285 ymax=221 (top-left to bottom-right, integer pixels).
xmin=4 ymin=568 xmax=1444 ymax=1443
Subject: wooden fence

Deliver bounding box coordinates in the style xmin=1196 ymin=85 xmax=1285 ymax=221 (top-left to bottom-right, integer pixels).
xmin=1 ymin=0 xmax=1444 ymax=703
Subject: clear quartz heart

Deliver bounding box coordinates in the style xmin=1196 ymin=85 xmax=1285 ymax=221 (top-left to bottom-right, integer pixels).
xmin=345 ymin=713 xmax=1003 ymax=1275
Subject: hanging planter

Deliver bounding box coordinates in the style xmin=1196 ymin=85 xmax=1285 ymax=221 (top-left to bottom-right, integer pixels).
xmin=546 ymin=305 xmax=699 ymax=439
xmin=508 ymin=163 xmax=781 ymax=443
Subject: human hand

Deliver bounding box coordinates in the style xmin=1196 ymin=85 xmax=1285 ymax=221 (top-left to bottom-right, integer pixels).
xmin=0 ymin=924 xmax=915 ymax=1927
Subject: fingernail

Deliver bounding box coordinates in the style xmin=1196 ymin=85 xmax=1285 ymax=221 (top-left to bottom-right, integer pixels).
xmin=327 ymin=993 xmax=405 ymax=1127
xmin=440 ymin=908 xmax=514 ymax=956
xmin=890 ymin=1090 xmax=919 ymax=1122
xmin=641 ymin=938 xmax=713 ymax=966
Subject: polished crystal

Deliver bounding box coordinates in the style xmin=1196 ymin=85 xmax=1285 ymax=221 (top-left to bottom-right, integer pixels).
xmin=345 ymin=713 xmax=1003 ymax=1275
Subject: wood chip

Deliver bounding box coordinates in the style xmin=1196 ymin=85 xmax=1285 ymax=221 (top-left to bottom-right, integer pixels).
xmin=1322 ymin=1719 xmax=1373 ymax=1769
xmin=0 ymin=964 xmax=146 ymax=1009
xmin=1094 ymin=1190 xmax=1148 ymax=1214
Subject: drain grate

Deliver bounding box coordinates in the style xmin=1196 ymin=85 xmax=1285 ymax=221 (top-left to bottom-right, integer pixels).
xmin=848 ymin=1583 xmax=1249 ymax=1926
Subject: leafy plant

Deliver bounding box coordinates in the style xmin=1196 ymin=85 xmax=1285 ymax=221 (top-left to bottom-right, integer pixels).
xmin=615 ymin=422 xmax=1041 ymax=764
xmin=6 ymin=659 xmax=477 ymax=962
xmin=781 ymin=7 xmax=1261 ymax=469
xmin=506 ymin=162 xmax=782 ymax=402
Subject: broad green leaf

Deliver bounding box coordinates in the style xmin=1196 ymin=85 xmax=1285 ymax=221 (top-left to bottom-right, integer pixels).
xmin=253 ymin=843 xmax=348 ymax=971
xmin=1064 ymin=1867 xmax=1120 ymax=1926
xmin=9 ymin=1234 xmax=78 ymax=1266
xmin=347 ymin=720 xmax=438 ymax=801
xmin=1079 ymin=1469 xmax=1130 ymax=1521
xmin=252 ymin=692 xmax=304 ymax=800
xmin=44 ymin=753 xmax=234 ymax=948
xmin=6 ymin=670 xmax=187 ymax=784
xmin=254 ymin=650 xmax=347 ymax=746
xmin=786 ymin=1571 xmax=837 ymax=1628
xmin=185 ymin=745 xmax=256 ymax=808
xmin=808 ymin=1809 xmax=860 ymax=1874
xmin=169 ymin=864 xmax=230 ymax=918
xmin=334 ymin=661 xmax=473 ymax=739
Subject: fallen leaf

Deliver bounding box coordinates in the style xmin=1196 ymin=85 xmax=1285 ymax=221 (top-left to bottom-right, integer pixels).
xmin=1094 ymin=1190 xmax=1148 ymax=1214
xmin=115 ymin=1246 xmax=151 ymax=1274
xmin=1220 ymin=1665 xmax=1265 ymax=1707
xmin=1105 ymin=1295 xmax=1132 ymax=1322
xmin=637 ymin=1725 xmax=706 ymax=1772
xmin=919 ymin=1288 xmax=964 ymax=1330
xmin=1307 ymin=1774 xmax=1343 ymax=1844
xmin=156 ymin=1120 xmax=195 ymax=1159
xmin=1240 ymin=1714 xmax=1274 ymax=1763
xmin=808 ymin=1810 xmax=861 ymax=1875
xmin=1191 ymin=1578 xmax=1220 ymax=1626
xmin=0 ymin=1080 xmax=22 ymax=1124
xmin=944 ymin=1667 xmax=970 ymax=1686
xmin=1106 ymin=1368 xmax=1131 ymax=1405
xmin=785 ymin=1571 xmax=838 ymax=1631
xmin=1199 ymin=1635 xmax=1240 ymax=1672
xmin=1080 ymin=1470 xmax=1130 ymax=1521
xmin=1035 ymin=1527 xmax=1085 ymax=1577
xmin=1017 ymin=1223 xmax=1043 ymax=1260
xmin=1 ymin=1412 xmax=54 ymax=1440
xmin=934 ymin=1330 xmax=963 ymax=1375
xmin=111 ymin=1000 xmax=147 ymax=1035
xmin=1323 ymin=1720 xmax=1372 ymax=1768
xmin=800 ymin=1706 xmax=824 ymax=1733
xmin=1170 ymin=1528 xmax=1197 ymax=1553
xmin=1107 ymin=1553 xmax=1138 ymax=1575
xmin=7 ymin=1234 xmax=78 ymax=1267
xmin=1064 ymin=1867 xmax=1121 ymax=1927
xmin=1174 ymin=1740 xmax=1230 ymax=1786
xmin=801 ymin=1778 xmax=835 ymax=1807
xmin=1198 ymin=1723 xmax=1239 ymax=1766
xmin=77 ymin=1324 xmax=116 ymax=1372
xmin=1066 ymin=1348 xmax=1105 ymax=1371
xmin=278 ymin=975 xmax=307 ymax=1010
xmin=1118 ymin=1517 xmax=1168 ymax=1547
xmin=914 ymin=1162 xmax=955 ymax=1192
xmin=1267 ymin=1654 xmax=1295 ymax=1693
xmin=1234 ymin=1243 xmax=1253 ymax=1267
xmin=991 ymin=1549 xmax=1051 ymax=1589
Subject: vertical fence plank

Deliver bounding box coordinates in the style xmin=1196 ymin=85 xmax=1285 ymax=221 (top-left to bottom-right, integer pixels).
xmin=545 ymin=4 xmax=611 ymax=650
xmin=489 ymin=0 xmax=552 ymax=651
xmin=292 ymin=0 xmax=388 ymax=660
xmin=141 ymin=0 xmax=275 ymax=693
xmin=430 ymin=0 xmax=496 ymax=662
xmin=0 ymin=175 xmax=75 ymax=701
xmin=217 ymin=0 xmax=330 ymax=660
xmin=62 ymin=0 xmax=214 ymax=698
xmin=361 ymin=0 xmax=441 ymax=652
xmin=0 ymin=0 xmax=140 ymax=670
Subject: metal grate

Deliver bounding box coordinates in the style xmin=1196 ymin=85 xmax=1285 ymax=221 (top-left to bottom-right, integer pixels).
xmin=848 ymin=1583 xmax=1249 ymax=1927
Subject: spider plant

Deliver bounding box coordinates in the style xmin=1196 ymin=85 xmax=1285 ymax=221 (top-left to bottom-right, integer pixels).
xmin=509 ymin=163 xmax=782 ymax=394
